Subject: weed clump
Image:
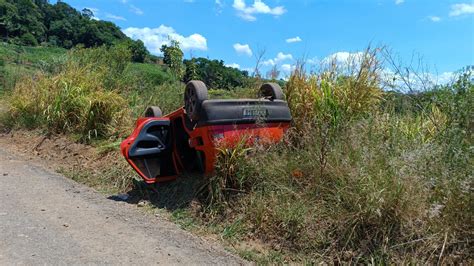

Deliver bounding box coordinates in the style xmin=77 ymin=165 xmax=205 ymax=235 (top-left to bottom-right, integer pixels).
xmin=202 ymin=139 xmax=252 ymax=212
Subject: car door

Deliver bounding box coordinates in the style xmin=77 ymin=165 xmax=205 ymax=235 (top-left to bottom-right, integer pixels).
xmin=120 ymin=118 xmax=177 ymax=183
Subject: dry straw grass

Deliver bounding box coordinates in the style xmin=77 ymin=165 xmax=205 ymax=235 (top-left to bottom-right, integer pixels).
xmin=8 ymin=46 xmax=133 ymax=141
xmin=203 ymin=47 xmax=473 ymax=263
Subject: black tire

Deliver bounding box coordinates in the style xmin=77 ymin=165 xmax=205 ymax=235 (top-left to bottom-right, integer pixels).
xmin=144 ymin=106 xmax=162 ymax=117
xmin=259 ymin=83 xmax=284 ymax=101
xmin=184 ymin=80 xmax=208 ymax=121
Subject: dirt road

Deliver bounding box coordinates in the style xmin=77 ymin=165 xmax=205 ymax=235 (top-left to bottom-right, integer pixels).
xmin=0 ymin=147 xmax=244 ymax=265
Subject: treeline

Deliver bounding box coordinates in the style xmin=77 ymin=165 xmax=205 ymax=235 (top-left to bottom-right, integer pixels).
xmin=0 ymin=0 xmax=149 ymax=62
xmin=0 ymin=0 xmax=270 ymax=89
xmin=184 ymin=58 xmax=250 ymax=89
xmin=161 ymin=40 xmax=262 ymax=89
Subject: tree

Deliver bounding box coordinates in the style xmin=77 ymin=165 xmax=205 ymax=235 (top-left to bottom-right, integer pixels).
xmin=128 ymin=39 xmax=148 ymax=63
xmin=0 ymin=0 xmax=17 ymax=40
xmin=49 ymin=19 xmax=73 ymax=47
xmin=19 ymin=32 xmax=37 ymax=45
xmin=12 ymin=0 xmax=46 ymax=43
xmin=184 ymin=58 xmax=199 ymax=82
xmin=160 ymin=40 xmax=184 ymax=79
xmin=0 ymin=0 xmax=132 ymax=48
xmin=0 ymin=0 xmax=153 ymax=58
xmin=183 ymin=57 xmax=249 ymax=89
xmin=0 ymin=57 xmax=6 ymax=89
xmin=253 ymin=46 xmax=266 ymax=78
xmin=81 ymin=8 xmax=94 ymax=19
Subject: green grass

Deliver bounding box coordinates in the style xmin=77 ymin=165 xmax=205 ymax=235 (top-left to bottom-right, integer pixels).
xmin=0 ymin=43 xmax=66 ymax=64
xmin=0 ymin=43 xmax=67 ymax=92
xmin=123 ymin=63 xmax=174 ymax=90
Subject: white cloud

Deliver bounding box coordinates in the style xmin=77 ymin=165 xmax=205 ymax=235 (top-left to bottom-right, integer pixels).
xmin=129 ymin=5 xmax=143 ymax=15
xmin=306 ymin=57 xmax=319 ymax=65
xmin=85 ymin=7 xmax=99 ymax=14
xmin=123 ymin=25 xmax=207 ymax=54
xmin=281 ymin=64 xmax=296 ymax=74
xmin=307 ymin=52 xmax=368 ymax=66
xmin=233 ymin=43 xmax=253 ymax=56
xmin=382 ymin=69 xmax=457 ymax=91
xmin=449 ymin=3 xmax=474 ymax=17
xmin=428 ymin=16 xmax=441 ymax=22
xmin=215 ymin=0 xmax=224 ymax=13
xmin=119 ymin=0 xmax=144 ymax=16
xmin=233 ymin=0 xmax=286 ymax=21
xmin=263 ymin=52 xmax=293 ymax=66
xmin=105 ymin=13 xmax=126 ymax=21
xmin=286 ymin=36 xmax=302 ymax=43
xmin=226 ymin=63 xmax=241 ymax=69
xmin=276 ymin=52 xmax=293 ymax=61
xmin=322 ymin=51 xmax=364 ymax=64
xmin=395 ymin=0 xmax=404 ymax=5
xmin=434 ymin=72 xmax=455 ymax=84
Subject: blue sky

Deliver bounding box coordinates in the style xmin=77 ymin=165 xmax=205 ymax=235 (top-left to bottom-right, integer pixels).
xmin=62 ymin=0 xmax=473 ymax=79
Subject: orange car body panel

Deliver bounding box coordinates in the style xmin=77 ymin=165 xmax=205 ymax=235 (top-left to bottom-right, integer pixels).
xmin=121 ymin=108 xmax=289 ymax=184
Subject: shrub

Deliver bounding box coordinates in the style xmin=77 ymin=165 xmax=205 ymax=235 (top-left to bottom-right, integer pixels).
xmin=203 ymin=139 xmax=252 ymax=211
xmin=8 ymin=46 xmax=132 ymax=141
xmin=161 ymin=40 xmax=184 ymax=79
xmin=285 ymin=48 xmax=384 ymax=177
xmin=286 ymin=48 xmax=384 ymax=135
xmin=201 ymin=52 xmax=472 ymax=263
xmin=19 ymin=33 xmax=38 ymax=46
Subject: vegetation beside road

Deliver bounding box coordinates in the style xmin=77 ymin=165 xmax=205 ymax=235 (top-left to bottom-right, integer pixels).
xmin=1 ymin=42 xmax=471 ymax=264
xmin=198 ymin=57 xmax=473 ymax=263
xmin=0 ymin=1 xmax=472 ymax=263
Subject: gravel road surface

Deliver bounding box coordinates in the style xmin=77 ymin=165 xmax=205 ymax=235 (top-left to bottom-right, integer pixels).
xmin=0 ymin=147 xmax=244 ymax=265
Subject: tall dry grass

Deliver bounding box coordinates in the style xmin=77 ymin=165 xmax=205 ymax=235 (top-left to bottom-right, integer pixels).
xmin=201 ymin=48 xmax=473 ymax=263
xmin=5 ymin=44 xmax=184 ymax=141
xmin=8 ymin=46 xmax=132 ymax=141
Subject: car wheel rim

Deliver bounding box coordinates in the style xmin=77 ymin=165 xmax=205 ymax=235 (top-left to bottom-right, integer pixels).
xmin=186 ymin=88 xmax=197 ymax=116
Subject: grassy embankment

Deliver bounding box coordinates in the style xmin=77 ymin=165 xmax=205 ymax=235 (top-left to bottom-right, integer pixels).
xmin=0 ymin=43 xmax=472 ymax=263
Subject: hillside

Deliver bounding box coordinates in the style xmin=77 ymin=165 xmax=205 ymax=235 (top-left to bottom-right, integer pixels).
xmin=1 ymin=0 xmax=126 ymax=48
xmin=0 ymin=0 xmax=252 ymax=90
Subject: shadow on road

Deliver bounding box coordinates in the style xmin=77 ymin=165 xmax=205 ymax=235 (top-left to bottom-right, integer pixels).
xmin=108 ymin=173 xmax=206 ymax=211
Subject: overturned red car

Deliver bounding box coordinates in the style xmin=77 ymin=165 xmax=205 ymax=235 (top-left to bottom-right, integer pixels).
xmin=121 ymin=80 xmax=292 ymax=184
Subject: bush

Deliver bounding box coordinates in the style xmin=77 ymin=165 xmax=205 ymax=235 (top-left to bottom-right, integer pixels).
xmin=285 ymin=48 xmax=384 ymax=177
xmin=183 ymin=57 xmax=250 ymax=89
xmin=286 ymin=48 xmax=384 ymax=135
xmin=210 ymin=109 xmax=471 ymax=263
xmin=19 ymin=33 xmax=39 ymax=46
xmin=8 ymin=46 xmax=132 ymax=141
xmin=203 ymin=139 xmax=252 ymax=212
xmin=200 ymin=50 xmax=472 ymax=263
xmin=128 ymin=39 xmax=148 ymax=63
